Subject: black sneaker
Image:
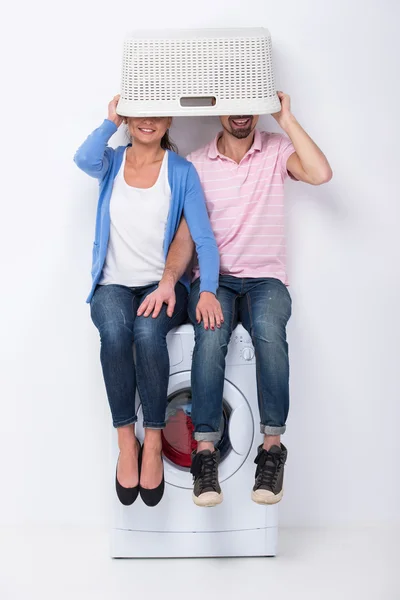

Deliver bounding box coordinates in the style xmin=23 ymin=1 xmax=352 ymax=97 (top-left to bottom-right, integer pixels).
xmin=190 ymin=449 xmax=223 ymax=507
xmin=251 ymin=444 xmax=287 ymax=505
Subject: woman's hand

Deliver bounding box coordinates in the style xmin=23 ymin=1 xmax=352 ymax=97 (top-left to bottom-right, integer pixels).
xmin=108 ymin=95 xmax=124 ymax=128
xmin=196 ymin=292 xmax=224 ymax=330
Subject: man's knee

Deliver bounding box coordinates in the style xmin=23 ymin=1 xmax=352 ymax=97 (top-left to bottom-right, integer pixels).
xmin=251 ymin=318 xmax=287 ymax=344
xmin=193 ymin=322 xmax=231 ymax=357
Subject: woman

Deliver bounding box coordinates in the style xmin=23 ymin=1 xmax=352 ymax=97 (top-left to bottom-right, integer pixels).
xmin=74 ymin=95 xmax=222 ymax=507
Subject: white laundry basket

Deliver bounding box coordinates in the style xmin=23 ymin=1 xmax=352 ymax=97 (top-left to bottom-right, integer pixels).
xmin=117 ymin=28 xmax=281 ymax=117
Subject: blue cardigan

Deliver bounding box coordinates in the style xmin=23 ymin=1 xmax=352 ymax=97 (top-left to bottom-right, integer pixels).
xmin=74 ymin=119 xmax=219 ymax=302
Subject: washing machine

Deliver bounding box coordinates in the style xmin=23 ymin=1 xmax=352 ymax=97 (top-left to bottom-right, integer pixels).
xmin=111 ymin=324 xmax=279 ymax=558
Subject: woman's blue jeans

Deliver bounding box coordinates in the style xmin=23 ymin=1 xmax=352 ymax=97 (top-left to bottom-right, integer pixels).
xmin=90 ymin=283 xmax=188 ymax=428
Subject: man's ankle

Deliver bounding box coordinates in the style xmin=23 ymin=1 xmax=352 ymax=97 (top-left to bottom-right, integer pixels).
xmin=263 ymin=435 xmax=281 ymax=451
xmin=197 ymin=441 xmax=215 ymax=453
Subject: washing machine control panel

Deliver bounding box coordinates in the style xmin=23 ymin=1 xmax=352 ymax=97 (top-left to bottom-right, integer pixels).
xmin=172 ymin=324 xmax=255 ymax=366
xmin=241 ymin=346 xmax=255 ymax=361
xmin=227 ymin=327 xmax=255 ymax=365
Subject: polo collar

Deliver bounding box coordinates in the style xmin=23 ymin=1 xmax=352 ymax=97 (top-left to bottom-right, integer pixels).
xmin=208 ymin=129 xmax=262 ymax=160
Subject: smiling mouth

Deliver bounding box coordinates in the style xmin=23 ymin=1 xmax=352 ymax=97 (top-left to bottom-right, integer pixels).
xmin=138 ymin=127 xmax=156 ymax=134
xmin=229 ymin=116 xmax=252 ymax=128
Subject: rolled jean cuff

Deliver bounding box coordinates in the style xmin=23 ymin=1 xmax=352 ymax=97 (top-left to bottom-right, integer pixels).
xmin=113 ymin=415 xmax=138 ymax=429
xmin=260 ymin=424 xmax=286 ymax=436
xmin=143 ymin=421 xmax=166 ymax=429
xmin=194 ymin=431 xmax=221 ymax=443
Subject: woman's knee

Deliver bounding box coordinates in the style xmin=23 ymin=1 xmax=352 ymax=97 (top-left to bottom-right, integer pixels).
xmin=133 ymin=315 xmax=167 ymax=346
xmin=99 ymin=320 xmax=133 ymax=350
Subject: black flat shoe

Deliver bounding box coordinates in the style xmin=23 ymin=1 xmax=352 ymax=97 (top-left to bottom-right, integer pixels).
xmin=140 ymin=451 xmax=165 ymax=507
xmin=115 ymin=438 xmax=141 ymax=506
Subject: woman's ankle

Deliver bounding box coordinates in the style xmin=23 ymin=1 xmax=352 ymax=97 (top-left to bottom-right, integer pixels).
xmin=143 ymin=429 xmax=162 ymax=452
xmin=117 ymin=424 xmax=137 ymax=452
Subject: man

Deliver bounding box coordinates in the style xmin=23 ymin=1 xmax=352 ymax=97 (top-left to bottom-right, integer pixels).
xmin=186 ymin=92 xmax=332 ymax=507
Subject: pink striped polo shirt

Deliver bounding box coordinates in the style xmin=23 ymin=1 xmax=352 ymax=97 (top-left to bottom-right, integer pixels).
xmin=187 ymin=129 xmax=295 ymax=284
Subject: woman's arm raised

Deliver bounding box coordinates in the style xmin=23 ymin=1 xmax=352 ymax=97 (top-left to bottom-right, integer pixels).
xmin=73 ymin=95 xmax=122 ymax=179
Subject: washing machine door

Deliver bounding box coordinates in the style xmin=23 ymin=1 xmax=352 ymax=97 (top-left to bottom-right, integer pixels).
xmin=135 ymin=371 xmax=254 ymax=489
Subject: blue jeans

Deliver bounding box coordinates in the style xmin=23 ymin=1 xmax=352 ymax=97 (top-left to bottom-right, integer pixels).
xmin=90 ymin=283 xmax=188 ymax=428
xmin=188 ymin=276 xmax=292 ymax=442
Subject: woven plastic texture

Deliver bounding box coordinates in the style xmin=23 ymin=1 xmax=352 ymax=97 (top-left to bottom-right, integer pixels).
xmin=117 ymin=28 xmax=281 ymax=117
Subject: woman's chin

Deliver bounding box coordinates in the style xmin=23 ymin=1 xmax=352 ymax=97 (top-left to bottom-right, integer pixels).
xmin=134 ymin=135 xmax=161 ymax=145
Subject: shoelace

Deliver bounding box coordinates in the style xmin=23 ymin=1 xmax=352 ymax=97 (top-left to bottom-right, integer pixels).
xmin=192 ymin=453 xmax=218 ymax=491
xmin=255 ymin=451 xmax=281 ymax=489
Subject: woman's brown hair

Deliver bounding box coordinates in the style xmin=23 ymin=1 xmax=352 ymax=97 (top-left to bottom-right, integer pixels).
xmin=161 ymin=129 xmax=178 ymax=153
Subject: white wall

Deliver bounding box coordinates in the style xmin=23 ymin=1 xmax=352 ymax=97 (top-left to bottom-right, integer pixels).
xmin=1 ymin=0 xmax=399 ymax=529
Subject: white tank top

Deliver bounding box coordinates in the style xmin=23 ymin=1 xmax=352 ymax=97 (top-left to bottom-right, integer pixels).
xmin=99 ymin=150 xmax=171 ymax=287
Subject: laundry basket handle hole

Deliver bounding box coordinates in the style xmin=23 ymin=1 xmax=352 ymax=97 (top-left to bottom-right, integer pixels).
xmin=180 ymin=96 xmax=217 ymax=108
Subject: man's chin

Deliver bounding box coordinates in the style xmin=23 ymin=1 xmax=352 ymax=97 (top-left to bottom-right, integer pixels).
xmin=230 ymin=128 xmax=253 ymax=139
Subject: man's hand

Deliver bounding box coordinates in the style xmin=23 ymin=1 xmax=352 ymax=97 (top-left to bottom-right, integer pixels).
xmin=272 ymin=90 xmax=332 ymax=185
xmin=196 ymin=292 xmax=224 ymax=330
xmin=137 ymin=278 xmax=176 ymax=319
xmin=272 ymin=91 xmax=294 ymax=131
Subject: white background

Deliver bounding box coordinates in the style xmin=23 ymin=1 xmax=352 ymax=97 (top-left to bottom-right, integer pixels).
xmin=1 ymin=0 xmax=399 ymax=533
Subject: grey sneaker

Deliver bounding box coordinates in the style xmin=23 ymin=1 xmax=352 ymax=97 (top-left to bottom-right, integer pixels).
xmin=251 ymin=444 xmax=287 ymax=505
xmin=190 ymin=449 xmax=223 ymax=507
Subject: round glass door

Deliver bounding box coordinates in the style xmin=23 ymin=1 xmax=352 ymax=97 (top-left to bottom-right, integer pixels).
xmin=161 ymin=388 xmax=231 ymax=469
xmin=134 ymin=371 xmax=254 ymax=488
